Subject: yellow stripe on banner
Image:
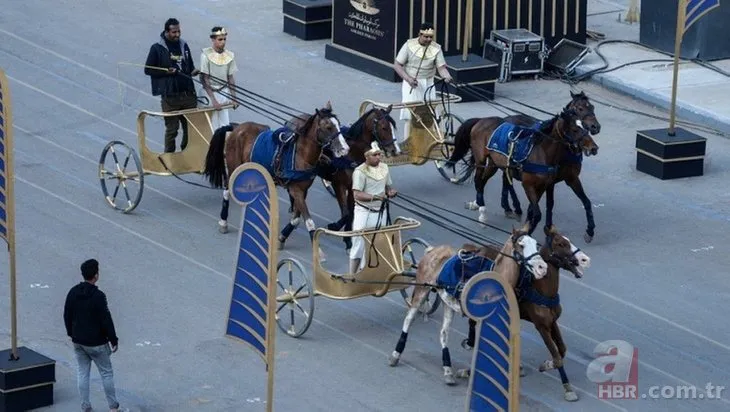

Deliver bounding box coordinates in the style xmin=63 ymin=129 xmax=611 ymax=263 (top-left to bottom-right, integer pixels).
xmin=228 ymin=319 xmax=266 ymax=348
xmin=238 ymin=265 xmax=267 ymax=292
xmin=232 ymin=298 xmax=267 ymax=326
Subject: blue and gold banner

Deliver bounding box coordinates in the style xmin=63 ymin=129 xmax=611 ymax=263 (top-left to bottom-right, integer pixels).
xmin=0 ymin=68 xmax=14 ymax=244
xmin=461 ymin=271 xmax=521 ymax=412
xmin=225 ymin=162 xmax=279 ymax=365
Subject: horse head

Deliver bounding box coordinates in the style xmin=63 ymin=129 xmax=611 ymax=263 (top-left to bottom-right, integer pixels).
xmin=310 ymin=101 xmax=349 ymax=158
xmin=567 ymin=90 xmax=601 ymax=135
xmin=370 ymin=104 xmax=399 ymax=157
xmin=348 ymin=105 xmax=400 ymax=162
xmin=510 ymin=224 xmax=548 ymax=279
xmin=556 ymin=108 xmax=593 ymax=156
xmin=542 ymin=225 xmax=591 ymax=278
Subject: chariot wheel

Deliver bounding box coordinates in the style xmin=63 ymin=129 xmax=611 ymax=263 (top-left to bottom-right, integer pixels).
xmin=400 ymin=237 xmax=441 ymax=315
xmin=435 ymin=113 xmax=474 ymax=184
xmin=275 ymin=258 xmax=315 ymax=338
xmin=98 ymin=140 xmax=144 ymax=213
xmin=321 ymin=177 xmax=336 ymax=197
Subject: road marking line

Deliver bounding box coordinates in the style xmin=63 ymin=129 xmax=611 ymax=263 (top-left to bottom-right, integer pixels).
xmin=9 ymin=58 xmax=730 ymax=356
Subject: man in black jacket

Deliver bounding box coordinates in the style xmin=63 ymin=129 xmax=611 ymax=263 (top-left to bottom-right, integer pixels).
xmin=144 ymin=18 xmax=200 ymax=152
xmin=64 ymin=259 xmax=126 ymax=412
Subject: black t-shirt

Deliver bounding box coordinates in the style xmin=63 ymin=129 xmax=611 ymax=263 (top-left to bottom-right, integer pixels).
xmin=165 ymin=39 xmax=194 ymax=94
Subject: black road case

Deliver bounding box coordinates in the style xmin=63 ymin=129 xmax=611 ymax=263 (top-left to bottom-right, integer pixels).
xmin=483 ymin=29 xmax=546 ymax=82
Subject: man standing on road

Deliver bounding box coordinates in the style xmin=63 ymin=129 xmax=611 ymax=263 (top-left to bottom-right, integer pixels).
xmin=200 ymin=26 xmax=239 ymax=132
xmin=393 ymin=22 xmax=453 ymax=144
xmin=144 ymin=18 xmax=199 ymax=153
xmin=348 ymin=142 xmax=398 ymax=276
xmin=64 ymin=259 xmax=126 ymax=412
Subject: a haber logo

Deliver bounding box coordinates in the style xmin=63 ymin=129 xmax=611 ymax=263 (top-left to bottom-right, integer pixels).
xmin=586 ymin=340 xmax=639 ymax=399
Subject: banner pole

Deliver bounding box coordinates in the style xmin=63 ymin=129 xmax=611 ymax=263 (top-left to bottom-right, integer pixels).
xmin=668 ymin=0 xmax=686 ymax=136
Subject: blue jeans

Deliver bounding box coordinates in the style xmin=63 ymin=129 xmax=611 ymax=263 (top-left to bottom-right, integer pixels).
xmin=73 ymin=343 xmax=119 ymax=411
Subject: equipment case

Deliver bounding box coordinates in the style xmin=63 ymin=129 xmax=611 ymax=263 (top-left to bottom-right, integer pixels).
xmin=482 ymin=29 xmax=546 ymax=82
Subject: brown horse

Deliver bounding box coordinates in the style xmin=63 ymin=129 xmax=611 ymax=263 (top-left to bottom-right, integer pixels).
xmin=495 ymin=91 xmax=602 ymax=243
xmin=460 ymin=225 xmax=591 ymax=401
xmin=282 ymin=105 xmax=400 ymax=252
xmin=388 ymin=224 xmax=548 ymax=385
xmin=203 ymin=101 xmax=350 ymax=258
xmin=448 ymin=98 xmax=595 ymax=236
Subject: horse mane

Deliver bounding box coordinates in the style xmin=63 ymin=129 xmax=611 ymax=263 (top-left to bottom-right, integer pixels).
xmin=537 ymin=105 xmax=575 ymax=141
xmin=346 ymin=108 xmax=397 ymax=140
xmin=296 ymin=107 xmax=337 ymax=136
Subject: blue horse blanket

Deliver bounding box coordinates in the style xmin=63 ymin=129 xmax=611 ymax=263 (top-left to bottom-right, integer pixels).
xmin=486 ymin=121 xmax=542 ymax=163
xmin=250 ymin=127 xmax=316 ymax=181
xmin=437 ymin=251 xmax=495 ymax=298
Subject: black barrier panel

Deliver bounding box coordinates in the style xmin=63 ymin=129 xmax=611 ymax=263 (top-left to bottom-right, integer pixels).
xmin=640 ymin=0 xmax=730 ymax=60
xmin=332 ymin=0 xmax=397 ymax=63
xmin=325 ymin=0 xmax=586 ymax=81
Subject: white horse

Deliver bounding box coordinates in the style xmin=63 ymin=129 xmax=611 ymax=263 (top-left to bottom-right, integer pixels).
xmin=388 ymin=225 xmax=548 ymax=385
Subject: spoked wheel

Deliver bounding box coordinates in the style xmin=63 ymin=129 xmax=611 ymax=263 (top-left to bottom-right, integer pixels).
xmin=435 ymin=113 xmax=474 ymax=184
xmin=98 ymin=140 xmax=144 ymax=213
xmin=321 ymin=177 xmax=336 ymax=197
xmin=400 ymin=237 xmax=441 ymax=315
xmin=275 ymin=258 xmax=315 ymax=338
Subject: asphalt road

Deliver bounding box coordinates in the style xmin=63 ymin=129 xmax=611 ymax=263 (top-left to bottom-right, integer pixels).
xmin=1 ymin=1 xmax=729 ymax=411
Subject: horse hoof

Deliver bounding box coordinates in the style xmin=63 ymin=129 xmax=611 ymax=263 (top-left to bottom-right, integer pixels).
xmin=584 ymin=233 xmax=593 ymax=243
xmin=465 ymin=201 xmax=479 ymax=211
xmin=520 ymin=366 xmax=527 ymax=377
xmin=504 ymin=211 xmax=521 ymax=220
xmin=444 ymin=374 xmax=457 ymax=386
xmin=218 ymin=224 xmax=228 ymax=234
xmin=460 ymin=338 xmax=473 ymax=350
xmin=455 ymin=368 xmax=470 ymax=379
xmin=564 ymin=390 xmax=579 ymax=402
xmin=388 ymin=354 xmax=400 ymax=367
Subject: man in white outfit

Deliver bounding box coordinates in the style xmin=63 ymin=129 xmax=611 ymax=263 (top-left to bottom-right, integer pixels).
xmin=348 ymin=142 xmax=398 ymax=276
xmin=200 ymin=26 xmax=239 ymax=131
xmin=393 ymin=22 xmax=453 ymax=143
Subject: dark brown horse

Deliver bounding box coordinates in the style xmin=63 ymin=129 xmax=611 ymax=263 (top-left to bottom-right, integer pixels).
xmin=203 ymin=101 xmax=349 ymax=260
xmin=495 ymin=92 xmax=602 ymax=243
xmin=461 ymin=225 xmax=592 ymax=401
xmin=281 ymin=105 xmax=400 ymax=252
xmin=448 ymin=101 xmax=595 ymax=236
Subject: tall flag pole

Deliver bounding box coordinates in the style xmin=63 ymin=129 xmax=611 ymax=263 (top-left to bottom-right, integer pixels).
xmin=0 ymin=68 xmax=18 ymax=360
xmin=668 ymin=0 xmax=720 ymax=136
xmin=224 ymin=162 xmax=279 ymax=412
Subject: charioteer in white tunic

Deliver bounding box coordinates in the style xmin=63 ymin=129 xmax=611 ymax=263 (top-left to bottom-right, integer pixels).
xmin=394 ymin=22 xmax=453 ymax=143
xmin=348 ymin=142 xmax=398 ymax=276
xmin=200 ymin=26 xmax=239 ymax=132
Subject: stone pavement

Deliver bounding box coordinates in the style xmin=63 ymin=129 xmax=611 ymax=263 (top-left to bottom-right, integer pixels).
xmin=575 ymin=0 xmax=730 ymax=135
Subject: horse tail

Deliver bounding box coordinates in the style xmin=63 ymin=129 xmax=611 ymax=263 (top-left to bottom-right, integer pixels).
xmin=448 ymin=117 xmax=480 ymax=165
xmin=204 ymin=124 xmax=234 ymax=188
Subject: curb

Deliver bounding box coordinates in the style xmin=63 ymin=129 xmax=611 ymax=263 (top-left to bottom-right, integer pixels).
xmin=575 ymin=67 xmax=730 ymax=136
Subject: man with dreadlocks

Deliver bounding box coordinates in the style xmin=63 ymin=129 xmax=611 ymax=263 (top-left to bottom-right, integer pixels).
xmin=347 ymin=142 xmax=398 ymax=277
xmin=200 ymin=26 xmax=239 ymax=132
xmin=393 ymin=22 xmax=453 ymax=143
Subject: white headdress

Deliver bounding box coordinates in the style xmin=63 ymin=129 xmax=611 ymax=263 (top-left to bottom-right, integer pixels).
xmin=365 ymin=141 xmax=382 ymax=156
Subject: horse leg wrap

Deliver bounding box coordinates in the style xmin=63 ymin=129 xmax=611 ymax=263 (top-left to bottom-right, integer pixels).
xmin=395 ymin=331 xmax=408 ymax=354
xmin=442 ymin=347 xmax=452 ymax=367
xmin=220 ymin=199 xmax=229 ymax=221
xmin=467 ymin=318 xmax=476 ymax=348
xmin=501 ymin=186 xmax=512 ymax=212
xmin=305 ymin=218 xmax=316 ymax=232
xmin=558 ymin=366 xmax=569 ymax=384
xmin=281 ymin=222 xmax=296 ymax=239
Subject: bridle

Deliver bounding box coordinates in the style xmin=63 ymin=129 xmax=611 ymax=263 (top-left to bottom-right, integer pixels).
xmin=369 ymin=109 xmax=397 ymax=151
xmin=542 ymin=233 xmax=581 ymax=269
xmin=311 ymin=109 xmax=344 ymax=150
xmin=503 ymin=233 xmax=543 ymax=277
